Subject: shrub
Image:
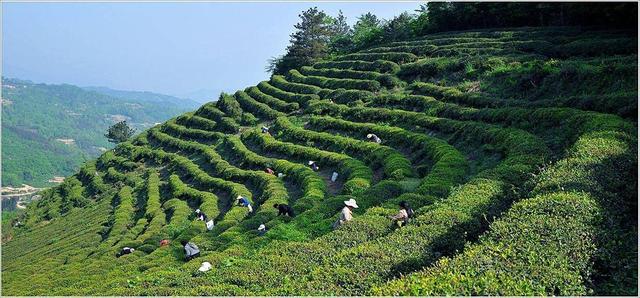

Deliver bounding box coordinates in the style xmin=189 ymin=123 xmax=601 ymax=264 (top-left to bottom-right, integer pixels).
xmin=288 ymin=69 xmax=381 ymax=92
xmin=77 ymin=162 xmax=108 ymax=197
xmin=257 ymin=81 xmax=320 ymax=106
xmin=169 ymin=174 xmax=220 ymax=220
xmin=176 ymin=113 xmax=217 ymax=132
xmin=335 ymin=52 xmax=418 ymax=64
xmin=234 ymin=90 xmax=286 ymax=120
xmin=216 ymin=94 xmax=243 ymax=118
xmin=322 ymin=89 xmax=374 ymax=103
xmin=245 ymin=86 xmax=300 ymax=112
xmin=306 ymin=115 xmax=467 ymax=198
xmin=244 ymin=127 xmax=372 ymax=194
xmin=313 ymin=59 xmax=400 ymax=73
xmin=109 ymin=186 xmax=135 ymax=242
xmin=137 ymin=171 xmax=167 ymax=244
xmin=373 ymin=192 xmax=601 ymax=296
xmin=270 ymin=75 xmax=322 ymax=95
xmin=195 ymin=104 xmax=240 ymax=133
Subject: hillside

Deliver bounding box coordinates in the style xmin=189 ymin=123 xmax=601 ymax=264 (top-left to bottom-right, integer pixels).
xmin=83 ymin=86 xmax=202 ymax=107
xmin=2 ymin=27 xmax=637 ymax=295
xmin=1 ymin=79 xmax=199 ymax=187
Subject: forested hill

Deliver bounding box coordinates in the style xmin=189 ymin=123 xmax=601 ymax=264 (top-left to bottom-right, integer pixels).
xmin=83 ymin=86 xmax=202 ymax=107
xmin=2 ymin=25 xmax=636 ymax=296
xmin=1 ymin=78 xmax=199 ymax=187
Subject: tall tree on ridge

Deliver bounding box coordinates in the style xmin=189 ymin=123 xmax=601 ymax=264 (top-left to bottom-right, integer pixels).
xmin=268 ymin=7 xmax=333 ymax=75
xmin=352 ymin=12 xmax=384 ymax=50
xmin=328 ymin=10 xmax=354 ymax=54
xmin=104 ymin=121 xmax=135 ymax=144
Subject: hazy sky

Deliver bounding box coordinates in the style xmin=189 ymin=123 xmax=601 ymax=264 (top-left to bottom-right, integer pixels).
xmin=3 ymin=2 xmax=421 ymax=101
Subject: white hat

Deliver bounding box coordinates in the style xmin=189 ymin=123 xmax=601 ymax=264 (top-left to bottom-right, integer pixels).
xmin=258 ymin=224 xmax=266 ymax=231
xmin=195 ymin=209 xmax=201 ymax=213
xmin=308 ymin=160 xmax=315 ymax=166
xmin=198 ymin=262 xmax=212 ymax=272
xmin=237 ymin=195 xmax=243 ymax=200
xmin=344 ymin=199 xmax=359 ymax=208
xmin=367 ymin=134 xmax=373 ymax=138
xmin=130 ymin=248 xmax=135 ymax=252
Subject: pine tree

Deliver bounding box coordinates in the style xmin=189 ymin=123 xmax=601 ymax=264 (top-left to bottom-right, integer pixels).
xmin=104 ymin=121 xmax=135 ymax=144
xmin=329 ymin=10 xmax=354 ymax=54
xmin=352 ymin=13 xmax=384 ymax=50
xmin=269 ymin=7 xmax=333 ymax=75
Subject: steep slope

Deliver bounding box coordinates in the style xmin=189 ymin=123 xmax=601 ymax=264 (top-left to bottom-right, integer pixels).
xmin=1 ymin=79 xmax=197 ymax=187
xmin=2 ymin=27 xmax=637 ymax=295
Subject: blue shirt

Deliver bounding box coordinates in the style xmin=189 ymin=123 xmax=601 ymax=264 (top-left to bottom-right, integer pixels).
xmin=239 ymin=197 xmax=250 ymax=206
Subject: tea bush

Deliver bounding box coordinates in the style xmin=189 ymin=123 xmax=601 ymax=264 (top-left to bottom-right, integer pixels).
xmin=3 ymin=27 xmax=636 ymax=296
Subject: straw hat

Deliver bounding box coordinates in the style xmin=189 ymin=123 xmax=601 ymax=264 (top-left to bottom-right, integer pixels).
xmin=198 ymin=262 xmax=212 ymax=272
xmin=344 ymin=199 xmax=359 ymax=208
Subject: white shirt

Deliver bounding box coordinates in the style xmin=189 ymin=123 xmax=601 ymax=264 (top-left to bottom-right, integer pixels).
xmin=339 ymin=206 xmax=353 ymax=222
xmin=391 ymin=209 xmax=408 ymax=221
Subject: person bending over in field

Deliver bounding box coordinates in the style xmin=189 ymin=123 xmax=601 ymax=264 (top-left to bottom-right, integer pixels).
xmin=258 ymin=223 xmax=267 ymax=236
xmin=308 ymin=160 xmax=320 ymax=171
xmin=389 ymin=201 xmax=414 ymax=227
xmin=181 ymin=240 xmax=200 ymax=261
xmin=273 ymin=203 xmax=295 ymax=217
xmin=333 ymin=199 xmax=358 ymax=229
xmin=117 ymin=247 xmax=135 ymax=257
xmin=237 ymin=195 xmax=253 ymax=213
xmin=195 ymin=209 xmax=207 ymax=221
xmin=367 ymin=133 xmax=382 ymax=144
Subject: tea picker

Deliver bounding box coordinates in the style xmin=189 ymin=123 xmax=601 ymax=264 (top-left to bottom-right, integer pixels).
xmin=237 ymin=195 xmax=253 ymax=213
xmin=367 ymin=133 xmax=382 ymax=144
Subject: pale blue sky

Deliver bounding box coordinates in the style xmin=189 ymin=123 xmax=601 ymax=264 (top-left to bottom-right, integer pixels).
xmin=2 ymin=2 xmax=421 ymax=101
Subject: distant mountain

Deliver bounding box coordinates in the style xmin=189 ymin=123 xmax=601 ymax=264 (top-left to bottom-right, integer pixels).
xmin=1 ymin=78 xmax=199 ymax=187
xmin=83 ymin=86 xmax=201 ymax=108
xmin=172 ymin=88 xmax=221 ymax=103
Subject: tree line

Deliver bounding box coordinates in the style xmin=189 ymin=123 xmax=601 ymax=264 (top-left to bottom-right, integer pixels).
xmin=268 ymin=2 xmax=637 ymax=75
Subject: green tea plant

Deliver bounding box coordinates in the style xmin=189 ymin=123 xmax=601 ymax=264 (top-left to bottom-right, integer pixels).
xmin=3 ymin=27 xmax=636 ymax=296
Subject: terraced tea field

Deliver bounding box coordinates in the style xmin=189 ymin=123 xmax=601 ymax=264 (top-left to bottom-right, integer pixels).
xmin=2 ymin=27 xmax=637 ymax=295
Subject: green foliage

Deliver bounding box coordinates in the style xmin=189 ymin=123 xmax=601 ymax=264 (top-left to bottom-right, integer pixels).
xmin=313 ymin=59 xmax=400 ymax=74
xmin=234 ymin=91 xmax=286 ymax=120
xmin=1 ymin=79 xmax=192 ymax=187
xmin=300 ymin=66 xmax=402 ymax=89
xmin=245 ymin=86 xmax=300 ymax=113
xmin=375 ymin=118 xmax=637 ymax=295
xmin=420 ymin=2 xmax=636 ymax=34
xmin=336 ymin=52 xmax=418 ymax=64
xmin=109 ymin=186 xmax=135 ymax=241
xmin=270 ymin=75 xmax=322 ymax=95
xmin=289 ymin=69 xmax=381 ymax=92
xmin=195 ymin=103 xmax=240 ymax=134
xmin=257 ymin=80 xmax=319 ymax=106
xmin=374 ymin=192 xmax=601 ymax=296
xmin=3 ymin=27 xmax=637 ymax=296
xmin=105 ymin=121 xmax=136 ymax=144
xmin=269 ymin=7 xmax=336 ymax=75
